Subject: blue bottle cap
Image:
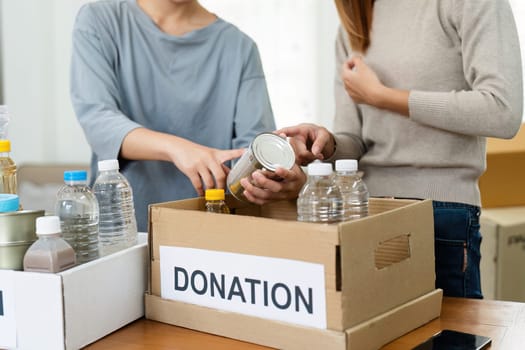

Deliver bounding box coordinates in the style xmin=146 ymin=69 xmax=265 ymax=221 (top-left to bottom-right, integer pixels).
xmin=64 ymin=170 xmax=87 ymax=181
xmin=0 ymin=194 xmax=19 ymax=212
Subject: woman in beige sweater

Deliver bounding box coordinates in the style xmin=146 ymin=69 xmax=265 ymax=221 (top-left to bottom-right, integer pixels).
xmin=241 ymin=0 xmax=523 ymax=298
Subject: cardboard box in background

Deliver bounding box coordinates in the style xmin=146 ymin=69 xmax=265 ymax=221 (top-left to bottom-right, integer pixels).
xmin=480 ymin=207 xmax=525 ymax=302
xmin=479 ymin=124 xmax=525 ymax=208
xmin=0 ymin=233 xmax=148 ymax=350
xmin=146 ymin=197 xmax=442 ymax=350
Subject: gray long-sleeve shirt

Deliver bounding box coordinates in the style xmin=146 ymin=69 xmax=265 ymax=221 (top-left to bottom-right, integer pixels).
xmin=332 ymin=0 xmax=523 ymax=206
xmin=70 ymin=0 xmax=275 ymax=231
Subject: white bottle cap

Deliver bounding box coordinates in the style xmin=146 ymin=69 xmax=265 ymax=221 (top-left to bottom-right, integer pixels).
xmin=98 ymin=159 xmax=119 ymax=171
xmin=36 ymin=216 xmax=62 ymax=235
xmin=335 ymin=159 xmax=358 ymax=172
xmin=307 ymin=162 xmax=333 ymax=176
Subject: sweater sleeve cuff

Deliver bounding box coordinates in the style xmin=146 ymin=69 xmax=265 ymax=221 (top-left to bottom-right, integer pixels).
xmin=408 ymin=90 xmax=449 ymax=123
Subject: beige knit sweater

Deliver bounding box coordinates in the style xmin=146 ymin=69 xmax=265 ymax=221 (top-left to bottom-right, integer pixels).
xmin=332 ymin=0 xmax=523 ymax=206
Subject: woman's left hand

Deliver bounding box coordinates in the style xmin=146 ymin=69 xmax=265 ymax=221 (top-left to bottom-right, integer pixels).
xmin=342 ymin=56 xmax=384 ymax=106
xmin=239 ymin=164 xmax=306 ymax=205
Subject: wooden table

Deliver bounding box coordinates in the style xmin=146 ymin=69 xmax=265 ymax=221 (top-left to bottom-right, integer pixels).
xmin=85 ymin=297 xmax=525 ymax=350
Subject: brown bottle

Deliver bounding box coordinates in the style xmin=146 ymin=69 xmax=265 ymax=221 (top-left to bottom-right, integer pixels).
xmin=23 ymin=216 xmax=76 ymax=273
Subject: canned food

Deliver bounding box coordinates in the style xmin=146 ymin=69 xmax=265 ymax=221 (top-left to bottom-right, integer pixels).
xmin=0 ymin=209 xmax=45 ymax=270
xmin=227 ymin=132 xmax=296 ymax=201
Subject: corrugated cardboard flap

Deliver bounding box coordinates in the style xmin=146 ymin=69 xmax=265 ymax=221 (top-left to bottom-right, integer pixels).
xmin=339 ymin=199 xmax=436 ymax=329
xmin=145 ymin=293 xmax=346 ymax=350
xmin=345 ymin=289 xmax=442 ymax=350
xmin=145 ymin=288 xmax=442 ymax=350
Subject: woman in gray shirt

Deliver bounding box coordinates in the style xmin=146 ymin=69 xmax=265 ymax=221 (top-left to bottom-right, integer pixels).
xmin=70 ymin=0 xmax=276 ymax=231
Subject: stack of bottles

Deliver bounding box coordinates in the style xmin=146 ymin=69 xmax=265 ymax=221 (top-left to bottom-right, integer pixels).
xmin=0 ymin=105 xmax=141 ymax=272
xmin=297 ymin=159 xmax=369 ymax=223
xmin=53 ymin=159 xmax=139 ymax=263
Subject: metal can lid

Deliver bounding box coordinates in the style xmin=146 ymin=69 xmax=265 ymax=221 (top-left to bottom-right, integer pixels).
xmin=251 ymin=133 xmax=295 ymax=171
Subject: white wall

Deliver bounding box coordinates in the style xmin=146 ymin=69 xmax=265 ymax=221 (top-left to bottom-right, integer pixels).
xmin=200 ymin=0 xmax=339 ymax=129
xmin=1 ymin=0 xmax=90 ymax=165
xmin=0 ymin=0 xmax=340 ymax=166
xmin=0 ymin=0 xmax=524 ymax=167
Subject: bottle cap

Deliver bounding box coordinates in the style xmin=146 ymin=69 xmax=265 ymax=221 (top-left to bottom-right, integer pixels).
xmin=335 ymin=159 xmax=358 ymax=172
xmin=0 ymin=194 xmax=19 ymax=212
xmin=205 ymin=189 xmax=225 ymax=201
xmin=36 ymin=216 xmax=62 ymax=235
xmin=307 ymin=162 xmax=333 ymax=176
xmin=0 ymin=139 xmax=11 ymax=152
xmin=64 ymin=170 xmax=88 ymax=181
xmin=98 ymin=159 xmax=119 ymax=171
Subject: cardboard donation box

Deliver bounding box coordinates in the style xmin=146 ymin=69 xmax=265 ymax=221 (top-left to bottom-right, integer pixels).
xmin=479 ymin=124 xmax=525 ymax=208
xmin=146 ymin=197 xmax=442 ymax=350
xmin=480 ymin=207 xmax=525 ymax=302
xmin=0 ymin=233 xmax=148 ymax=350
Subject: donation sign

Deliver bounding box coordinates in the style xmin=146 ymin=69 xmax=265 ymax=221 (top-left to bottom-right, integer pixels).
xmin=160 ymin=246 xmax=327 ymax=329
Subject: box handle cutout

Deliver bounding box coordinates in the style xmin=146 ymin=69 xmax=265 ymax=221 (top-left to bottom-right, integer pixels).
xmin=335 ymin=245 xmax=341 ymax=291
xmin=374 ymin=234 xmax=411 ymax=269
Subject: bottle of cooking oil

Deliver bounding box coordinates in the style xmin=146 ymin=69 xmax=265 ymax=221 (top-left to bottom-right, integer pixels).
xmin=0 ymin=139 xmax=18 ymax=195
xmin=205 ymin=189 xmax=230 ymax=214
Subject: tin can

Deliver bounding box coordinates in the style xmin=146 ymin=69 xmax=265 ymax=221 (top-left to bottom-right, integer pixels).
xmin=0 ymin=209 xmax=45 ymax=270
xmin=227 ymin=132 xmax=296 ymax=201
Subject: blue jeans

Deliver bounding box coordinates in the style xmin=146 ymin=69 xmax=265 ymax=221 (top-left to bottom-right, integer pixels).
xmin=433 ymin=201 xmax=483 ymax=299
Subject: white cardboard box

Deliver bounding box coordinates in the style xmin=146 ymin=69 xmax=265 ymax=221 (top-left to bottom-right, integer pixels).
xmin=0 ymin=232 xmax=148 ymax=350
xmin=480 ymin=207 xmax=525 ymax=301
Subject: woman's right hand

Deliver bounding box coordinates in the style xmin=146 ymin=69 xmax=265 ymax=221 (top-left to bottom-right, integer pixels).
xmin=276 ymin=123 xmax=335 ymax=165
xmin=167 ymin=138 xmax=244 ymax=196
xmin=121 ymin=127 xmax=244 ymax=196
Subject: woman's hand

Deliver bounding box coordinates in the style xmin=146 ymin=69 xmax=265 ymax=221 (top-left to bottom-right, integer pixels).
xmin=168 ymin=138 xmax=244 ymax=196
xmin=239 ymin=164 xmax=306 ymax=205
xmin=342 ymin=56 xmax=409 ymax=116
xmin=120 ymin=128 xmax=244 ymax=196
xmin=342 ymin=56 xmax=384 ymax=106
xmin=275 ymin=124 xmax=335 ymax=166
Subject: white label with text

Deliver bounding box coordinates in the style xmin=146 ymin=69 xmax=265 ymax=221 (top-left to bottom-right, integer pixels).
xmin=160 ymin=246 xmax=327 ymax=329
xmin=0 ymin=270 xmax=17 ymax=348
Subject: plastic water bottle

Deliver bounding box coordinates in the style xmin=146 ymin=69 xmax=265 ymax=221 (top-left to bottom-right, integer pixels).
xmin=297 ymin=161 xmax=343 ymax=223
xmin=205 ymin=189 xmax=230 ymax=214
xmin=0 ymin=105 xmax=10 ymax=139
xmin=0 ymin=139 xmax=18 ymax=195
xmin=334 ymin=159 xmax=369 ymax=221
xmin=92 ymin=159 xmax=137 ymax=256
xmin=55 ymin=170 xmax=99 ymax=264
xmin=23 ymin=216 xmax=76 ymax=273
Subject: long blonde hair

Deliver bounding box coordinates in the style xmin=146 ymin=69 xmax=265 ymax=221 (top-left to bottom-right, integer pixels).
xmin=334 ymin=0 xmax=374 ymax=53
